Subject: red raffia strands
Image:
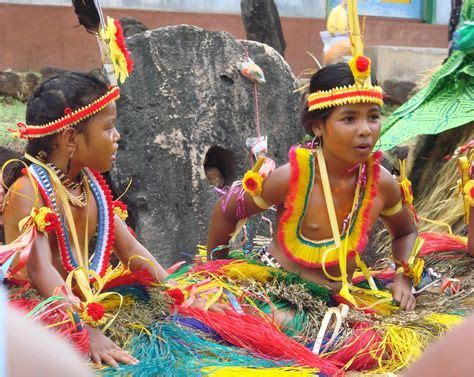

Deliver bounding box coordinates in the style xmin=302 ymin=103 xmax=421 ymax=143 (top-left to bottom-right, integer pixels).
xmin=324 ymin=322 xmax=382 ymax=371
xmin=419 ymin=232 xmax=468 ymax=256
xmin=10 ymin=298 xmax=90 ymax=355
xmin=191 ymin=259 xmax=234 ymax=273
xmin=178 ymin=307 xmax=342 ymax=376
xmin=102 ymin=269 xmax=155 ymax=291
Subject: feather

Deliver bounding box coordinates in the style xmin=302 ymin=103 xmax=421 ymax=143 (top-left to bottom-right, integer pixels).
xmin=72 ymin=0 xmax=101 ymax=34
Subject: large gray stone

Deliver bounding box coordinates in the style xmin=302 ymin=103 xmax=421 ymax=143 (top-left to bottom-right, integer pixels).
xmin=0 ymin=71 xmax=40 ymax=102
xmin=120 ymin=17 xmax=148 ymax=38
xmin=241 ymin=0 xmax=286 ymax=57
xmin=112 ymin=25 xmax=301 ymax=266
xmin=0 ymin=72 xmax=22 ymax=99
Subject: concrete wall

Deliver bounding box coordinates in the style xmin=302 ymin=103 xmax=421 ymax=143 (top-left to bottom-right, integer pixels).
xmin=1 ymin=0 xmax=327 ymax=17
xmin=0 ymin=3 xmax=449 ymax=75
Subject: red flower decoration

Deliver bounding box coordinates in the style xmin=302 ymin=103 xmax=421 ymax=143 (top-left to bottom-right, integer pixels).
xmin=245 ymin=178 xmax=257 ymax=191
xmin=86 ymin=302 xmax=106 ymax=322
xmin=112 ymin=200 xmax=127 ymax=211
xmin=355 ymin=56 xmax=370 ymax=73
xmin=44 ymin=212 xmax=60 ymax=233
xmin=166 ymin=288 xmax=185 ymax=306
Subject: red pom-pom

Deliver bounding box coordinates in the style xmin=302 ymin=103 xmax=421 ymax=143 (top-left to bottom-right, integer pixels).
xmin=355 ymin=56 xmax=370 ymax=72
xmin=86 ymin=302 xmax=106 ymax=321
xmin=166 ymin=288 xmax=185 ymax=306
xmin=21 ymin=168 xmax=27 ymax=175
xmin=470 ymin=186 xmax=474 ymax=198
xmin=245 ymin=178 xmax=258 ymax=191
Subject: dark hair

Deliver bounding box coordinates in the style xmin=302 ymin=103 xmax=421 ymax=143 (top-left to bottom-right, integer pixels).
xmin=301 ymin=62 xmax=379 ymax=135
xmin=5 ymin=71 xmax=108 ymax=187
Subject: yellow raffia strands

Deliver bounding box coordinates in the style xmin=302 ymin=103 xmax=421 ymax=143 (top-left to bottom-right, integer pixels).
xmin=371 ymin=324 xmax=428 ymax=373
xmin=65 ymin=266 xmax=125 ymax=331
xmin=307 ymin=85 xmax=384 ymax=111
xmin=172 ymin=266 xmax=276 ymax=322
xmin=351 ymin=288 xmax=397 ymax=316
xmin=458 ymin=155 xmax=473 ymax=223
xmin=221 ymin=260 xmax=277 ymax=283
xmin=100 ymin=16 xmax=130 ymax=84
xmin=424 ymin=313 xmax=464 ymax=329
xmin=202 ymin=366 xmax=319 ymax=376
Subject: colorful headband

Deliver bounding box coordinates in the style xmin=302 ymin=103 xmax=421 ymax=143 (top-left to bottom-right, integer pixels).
xmin=11 ymin=86 xmax=120 ymax=140
xmin=308 ymin=0 xmax=384 ymax=112
xmin=308 ymin=85 xmax=383 ymax=111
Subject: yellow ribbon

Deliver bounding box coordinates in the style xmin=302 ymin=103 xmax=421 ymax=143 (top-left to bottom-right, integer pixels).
xmin=65 ymin=267 xmax=124 ymax=331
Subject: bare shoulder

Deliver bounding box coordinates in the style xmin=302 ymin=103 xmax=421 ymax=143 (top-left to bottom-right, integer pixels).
xmin=4 ymin=175 xmax=45 ymax=240
xmin=261 ymin=163 xmax=291 ymax=205
xmin=5 ymin=175 xmax=42 ymax=210
xmin=377 ymin=165 xmax=402 ymax=207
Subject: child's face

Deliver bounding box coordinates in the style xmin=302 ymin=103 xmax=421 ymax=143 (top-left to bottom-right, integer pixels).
xmin=313 ymin=103 xmax=381 ymax=165
xmin=75 ymin=102 xmax=120 ymax=172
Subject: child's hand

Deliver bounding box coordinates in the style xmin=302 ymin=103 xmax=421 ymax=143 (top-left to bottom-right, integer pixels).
xmin=190 ymin=298 xmax=231 ymax=313
xmin=86 ymin=325 xmax=139 ymax=368
xmin=391 ymin=274 xmax=416 ymax=311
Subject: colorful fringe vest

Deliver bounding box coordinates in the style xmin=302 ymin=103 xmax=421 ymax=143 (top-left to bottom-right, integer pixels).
xmin=277 ymin=147 xmax=381 ymax=268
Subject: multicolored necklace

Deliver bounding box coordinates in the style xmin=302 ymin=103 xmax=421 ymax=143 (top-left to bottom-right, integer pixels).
xmin=29 ymin=163 xmax=115 ymax=278
xmin=46 ymin=162 xmax=89 ymax=208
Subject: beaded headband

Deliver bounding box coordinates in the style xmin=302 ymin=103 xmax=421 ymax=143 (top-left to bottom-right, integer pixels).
xmin=308 ymin=0 xmax=384 ymax=112
xmin=10 ymin=86 xmax=120 ymax=140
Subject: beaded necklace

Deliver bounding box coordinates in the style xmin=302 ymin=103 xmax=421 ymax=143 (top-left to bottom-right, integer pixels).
xmin=29 ymin=163 xmax=114 ymax=277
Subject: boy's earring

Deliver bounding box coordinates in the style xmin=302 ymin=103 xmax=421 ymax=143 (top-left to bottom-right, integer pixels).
xmin=311 ymin=135 xmax=322 ymax=150
xmin=36 ymin=150 xmax=48 ymax=162
xmin=67 ymin=150 xmax=74 ymax=174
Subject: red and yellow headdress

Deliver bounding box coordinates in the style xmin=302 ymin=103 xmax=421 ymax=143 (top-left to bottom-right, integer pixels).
xmin=11 ymin=86 xmax=120 ymax=140
xmin=308 ymin=0 xmax=383 ymax=111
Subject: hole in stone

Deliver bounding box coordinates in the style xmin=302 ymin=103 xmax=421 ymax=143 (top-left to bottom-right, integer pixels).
xmin=203 ymin=146 xmax=236 ymax=188
xmin=220 ymin=75 xmax=234 ymax=87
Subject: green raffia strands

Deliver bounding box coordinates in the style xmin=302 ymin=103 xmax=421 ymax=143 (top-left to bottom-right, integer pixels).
xmin=166 ymin=264 xmax=192 ymax=281
xmin=229 ymin=249 xmax=332 ymax=303
xmin=25 ymin=295 xmax=67 ymax=319
xmin=273 ymin=270 xmax=332 ymax=304
xmin=380 ymin=51 xmax=474 ymax=151
xmin=102 ymin=322 xmax=290 ymax=376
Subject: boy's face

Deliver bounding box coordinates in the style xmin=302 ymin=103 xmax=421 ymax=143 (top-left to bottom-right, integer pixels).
xmin=75 ymin=102 xmax=120 ymax=173
xmin=313 ymin=103 xmax=381 ymax=165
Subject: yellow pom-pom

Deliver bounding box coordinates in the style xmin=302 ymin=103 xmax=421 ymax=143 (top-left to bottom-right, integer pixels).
xmin=31 ymin=207 xmax=58 ymax=233
xmin=242 ymin=170 xmax=264 ymax=196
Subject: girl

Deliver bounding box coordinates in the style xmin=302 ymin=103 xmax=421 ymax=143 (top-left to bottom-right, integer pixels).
xmin=3 ymin=72 xmax=171 ymax=367
xmin=208 ymin=62 xmax=418 ymax=311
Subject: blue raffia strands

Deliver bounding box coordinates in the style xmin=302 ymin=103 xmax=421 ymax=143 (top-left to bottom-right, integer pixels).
xmin=102 ymin=322 xmax=293 ymax=376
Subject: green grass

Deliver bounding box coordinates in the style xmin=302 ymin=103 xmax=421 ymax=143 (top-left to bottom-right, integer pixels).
xmin=0 ymin=96 xmax=26 ymax=151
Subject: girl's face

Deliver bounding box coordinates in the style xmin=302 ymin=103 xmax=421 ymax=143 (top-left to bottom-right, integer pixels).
xmin=74 ymin=102 xmax=120 ymax=172
xmin=313 ymin=103 xmax=381 ymax=166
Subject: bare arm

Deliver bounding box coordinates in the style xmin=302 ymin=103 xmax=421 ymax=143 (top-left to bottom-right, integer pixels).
xmin=379 ymin=167 xmax=418 ymax=310
xmin=207 ymin=163 xmax=291 ymax=258
xmin=4 ymin=177 xmax=70 ymax=298
xmin=113 ymin=216 xmax=168 ymax=282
